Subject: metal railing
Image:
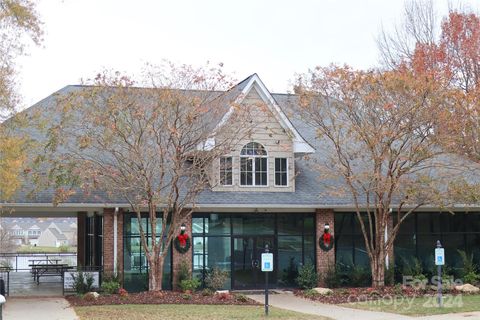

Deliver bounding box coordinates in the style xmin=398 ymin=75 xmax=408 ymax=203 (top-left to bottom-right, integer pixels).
xmin=0 ymin=268 xmax=9 ymax=296
xmin=0 ymin=253 xmax=77 ymax=272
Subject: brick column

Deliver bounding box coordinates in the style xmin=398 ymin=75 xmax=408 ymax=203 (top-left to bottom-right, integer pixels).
xmin=77 ymin=212 xmax=86 ymax=267
xmin=172 ymin=212 xmax=193 ymax=289
xmin=316 ymin=209 xmax=335 ymax=286
xmin=103 ymin=208 xmax=124 ymax=277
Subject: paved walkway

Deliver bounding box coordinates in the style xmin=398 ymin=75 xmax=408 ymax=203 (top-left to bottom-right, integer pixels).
xmin=247 ymin=292 xmax=480 ymax=320
xmin=3 ymin=297 xmax=78 ymax=320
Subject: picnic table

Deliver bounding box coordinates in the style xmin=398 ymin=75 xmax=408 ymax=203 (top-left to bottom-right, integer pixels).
xmin=29 ymin=263 xmax=71 ymax=284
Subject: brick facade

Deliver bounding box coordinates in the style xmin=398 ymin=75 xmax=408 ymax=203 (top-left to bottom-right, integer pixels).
xmin=316 ymin=208 xmax=335 ymax=286
xmin=171 ymin=212 xmax=193 ymax=289
xmin=103 ymin=208 xmax=124 ymax=277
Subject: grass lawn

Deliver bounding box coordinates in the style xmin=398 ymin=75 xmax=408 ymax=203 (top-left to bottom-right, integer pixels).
xmin=74 ymin=304 xmax=332 ymax=320
xmin=16 ymin=245 xmax=76 ymax=253
xmin=343 ymin=294 xmax=480 ymax=316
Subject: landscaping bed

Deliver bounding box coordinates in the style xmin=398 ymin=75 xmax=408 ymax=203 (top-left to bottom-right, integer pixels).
xmin=294 ymin=286 xmax=478 ymax=304
xmin=67 ymin=290 xmax=259 ymax=306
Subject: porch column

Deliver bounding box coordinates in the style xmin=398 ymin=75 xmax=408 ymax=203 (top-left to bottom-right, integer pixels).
xmin=103 ymin=208 xmax=124 ymax=277
xmin=172 ymin=211 xmax=192 ymax=289
xmin=316 ymin=208 xmax=335 ymax=286
xmin=77 ymin=212 xmax=87 ymax=267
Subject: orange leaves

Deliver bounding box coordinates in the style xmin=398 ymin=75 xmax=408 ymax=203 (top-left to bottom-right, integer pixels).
xmin=0 ymin=135 xmax=27 ymax=200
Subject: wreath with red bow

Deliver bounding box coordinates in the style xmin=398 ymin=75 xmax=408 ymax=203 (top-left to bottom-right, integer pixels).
xmin=174 ymin=230 xmax=191 ymax=254
xmin=319 ymin=226 xmax=334 ymax=251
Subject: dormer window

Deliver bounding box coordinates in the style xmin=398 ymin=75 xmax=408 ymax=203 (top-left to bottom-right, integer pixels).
xmin=219 ymin=157 xmax=233 ymax=186
xmin=240 ymin=142 xmax=268 ymax=186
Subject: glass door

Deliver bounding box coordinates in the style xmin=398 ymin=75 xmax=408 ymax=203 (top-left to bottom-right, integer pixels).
xmin=232 ymin=236 xmax=275 ymax=289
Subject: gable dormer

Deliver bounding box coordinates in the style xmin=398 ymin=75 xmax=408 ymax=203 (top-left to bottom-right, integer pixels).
xmin=212 ymin=74 xmax=314 ymax=193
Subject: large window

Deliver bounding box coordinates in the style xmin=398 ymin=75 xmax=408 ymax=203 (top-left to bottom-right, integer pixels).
xmin=123 ymin=213 xmax=172 ymax=292
xmin=240 ymin=142 xmax=267 ymax=186
xmin=219 ymin=157 xmax=233 ymax=186
xmin=274 ymin=158 xmax=288 ymax=186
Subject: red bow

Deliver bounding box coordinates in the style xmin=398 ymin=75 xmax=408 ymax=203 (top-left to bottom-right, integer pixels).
xmin=177 ymin=233 xmax=189 ymax=247
xmin=323 ymin=232 xmax=331 ymax=245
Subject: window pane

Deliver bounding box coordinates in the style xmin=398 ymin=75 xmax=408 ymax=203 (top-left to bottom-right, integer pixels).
xmin=240 ymin=142 xmax=267 ymax=156
xmin=304 ymin=216 xmax=314 ymax=234
xmin=192 ymin=218 xmax=204 ymax=235
xmin=278 ymin=236 xmax=302 ymax=287
xmin=304 ymin=235 xmax=315 ymax=265
xmin=220 ymin=157 xmax=233 ymax=185
xmin=193 ymin=236 xmax=204 ymax=278
xmin=278 ymin=214 xmax=303 ymax=235
xmin=255 ymin=158 xmax=267 ymax=186
xmin=275 ymin=158 xmax=287 ymax=186
xmin=206 ymin=237 xmax=231 ymax=289
xmin=240 ymin=158 xmax=253 ymax=186
xmin=417 ymin=213 xmax=441 ymax=234
xmin=206 ymin=214 xmax=231 ymax=235
xmin=232 ymin=214 xmax=274 ymax=235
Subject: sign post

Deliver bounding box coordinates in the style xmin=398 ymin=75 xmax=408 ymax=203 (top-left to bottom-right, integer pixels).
xmin=261 ymin=244 xmax=273 ymax=316
xmin=435 ymin=240 xmax=445 ymax=308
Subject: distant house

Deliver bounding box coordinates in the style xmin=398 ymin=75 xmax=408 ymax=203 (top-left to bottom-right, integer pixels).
xmin=37 ymin=228 xmax=69 ymax=247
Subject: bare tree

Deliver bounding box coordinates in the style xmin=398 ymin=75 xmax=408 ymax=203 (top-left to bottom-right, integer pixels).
xmin=37 ymin=63 xmax=253 ymax=291
xmin=0 ymin=220 xmax=17 ymax=254
xmin=295 ymin=65 xmax=453 ymax=287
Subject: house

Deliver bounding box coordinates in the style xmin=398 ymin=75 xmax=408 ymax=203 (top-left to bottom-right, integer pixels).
xmin=3 ymin=74 xmax=480 ymax=291
xmin=37 ymin=227 xmax=69 ymax=247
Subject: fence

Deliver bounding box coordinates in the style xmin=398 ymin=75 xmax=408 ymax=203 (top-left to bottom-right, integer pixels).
xmin=0 ymin=268 xmax=9 ymax=296
xmin=0 ymin=253 xmax=77 ymax=272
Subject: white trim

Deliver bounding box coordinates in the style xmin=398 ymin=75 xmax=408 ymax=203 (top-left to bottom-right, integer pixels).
xmin=239 ymin=142 xmax=269 ymax=187
xmin=113 ymin=207 xmax=118 ymax=276
xmin=213 ymin=74 xmax=315 ymax=154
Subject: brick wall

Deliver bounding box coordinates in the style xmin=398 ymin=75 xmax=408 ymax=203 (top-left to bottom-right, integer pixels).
xmin=77 ymin=212 xmax=86 ymax=267
xmin=171 ymin=212 xmax=193 ymax=289
xmin=316 ymin=208 xmax=335 ymax=286
xmin=103 ymin=208 xmax=124 ymax=277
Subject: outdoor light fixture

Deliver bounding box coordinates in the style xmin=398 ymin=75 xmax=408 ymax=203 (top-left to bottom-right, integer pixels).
xmin=180 ymin=223 xmax=186 ymax=232
xmin=324 ymin=223 xmax=330 ymax=230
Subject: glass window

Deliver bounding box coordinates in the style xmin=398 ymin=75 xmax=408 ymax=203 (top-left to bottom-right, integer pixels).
xmin=206 ymin=214 xmax=231 ymax=235
xmin=232 ymin=214 xmax=274 ymax=235
xmin=278 ymin=236 xmax=302 ymax=287
xmin=304 ymin=235 xmax=316 ymax=265
xmin=240 ymin=142 xmax=268 ymax=186
xmin=275 ymin=158 xmax=288 ymax=186
xmin=192 ymin=218 xmax=204 ymax=235
xmin=206 ymin=237 xmax=231 ymax=289
xmin=278 ymin=214 xmax=303 ymax=235
xmin=219 ymin=157 xmax=233 ymax=186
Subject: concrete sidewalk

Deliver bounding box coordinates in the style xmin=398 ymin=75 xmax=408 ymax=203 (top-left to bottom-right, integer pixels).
xmin=248 ymin=292 xmax=480 ymax=320
xmin=3 ymin=297 xmax=78 ymax=320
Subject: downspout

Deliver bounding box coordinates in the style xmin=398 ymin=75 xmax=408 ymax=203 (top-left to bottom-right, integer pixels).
xmin=385 ymin=208 xmax=392 ymax=270
xmin=113 ymin=207 xmax=119 ymax=276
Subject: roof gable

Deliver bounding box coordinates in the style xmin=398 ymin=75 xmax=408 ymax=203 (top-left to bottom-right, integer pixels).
xmin=220 ymin=74 xmax=315 ymax=154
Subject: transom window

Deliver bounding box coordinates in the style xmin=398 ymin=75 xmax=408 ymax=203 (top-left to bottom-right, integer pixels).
xmin=240 ymin=142 xmax=268 ymax=186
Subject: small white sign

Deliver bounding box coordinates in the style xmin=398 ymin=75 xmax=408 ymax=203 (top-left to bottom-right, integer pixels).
xmin=261 ymin=253 xmax=273 ymax=272
xmin=64 ymin=271 xmax=100 ymax=290
xmin=435 ymin=248 xmax=445 ymax=266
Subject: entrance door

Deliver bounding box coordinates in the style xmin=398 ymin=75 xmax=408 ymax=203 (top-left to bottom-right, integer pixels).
xmin=232 ymin=236 xmax=275 ymax=289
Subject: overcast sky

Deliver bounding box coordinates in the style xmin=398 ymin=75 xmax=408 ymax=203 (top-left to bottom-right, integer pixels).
xmin=17 ymin=0 xmax=480 ymax=108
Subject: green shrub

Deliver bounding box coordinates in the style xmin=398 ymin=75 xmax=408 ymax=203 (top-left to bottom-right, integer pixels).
xmin=180 ymin=278 xmax=201 ymax=292
xmin=235 ymin=294 xmax=248 ymax=302
xmin=72 ymin=272 xmax=95 ymax=295
xmin=463 ymin=271 xmax=479 ymax=285
xmin=324 ymin=265 xmax=341 ymax=288
xmin=458 ymin=250 xmax=479 ymax=284
xmin=350 ymin=265 xmax=371 ymax=287
xmin=303 ymin=288 xmax=320 ymax=298
xmin=403 ymin=257 xmax=427 ymax=282
xmin=101 ymin=280 xmax=120 ymax=294
xmin=201 ymin=288 xmax=214 ymax=296
xmin=205 ymin=267 xmax=229 ymax=290
xmin=281 ymin=257 xmax=299 ymax=286
xmin=181 ymin=293 xmax=192 ymax=300
xmin=177 ymin=261 xmax=191 ymax=284
xmin=296 ymin=263 xmax=318 ymax=289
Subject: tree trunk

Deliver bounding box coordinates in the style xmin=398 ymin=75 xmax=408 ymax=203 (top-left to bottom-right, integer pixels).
xmin=147 ymin=255 xmax=165 ymax=291
xmin=371 ymin=255 xmax=386 ymax=288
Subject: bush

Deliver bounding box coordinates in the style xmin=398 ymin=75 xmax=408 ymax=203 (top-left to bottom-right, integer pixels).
xmin=101 ymin=280 xmax=120 ymax=294
xmin=458 ymin=250 xmax=479 ymax=284
xmin=324 ymin=266 xmax=341 ymax=288
xmin=180 ymin=278 xmax=201 ymax=292
xmin=118 ymin=288 xmax=128 ymax=297
xmin=201 ymin=288 xmax=214 ymax=296
xmin=177 ymin=261 xmax=191 ymax=284
xmin=205 ymin=267 xmax=229 ymax=290
xmin=72 ymin=272 xmax=95 ymax=295
xmin=403 ymin=257 xmax=427 ymax=282
xmin=350 ymin=265 xmax=371 ymax=287
xmin=235 ymin=294 xmax=248 ymax=302
xmin=59 ymin=244 xmax=70 ymax=253
xmin=296 ymin=263 xmax=318 ymax=289
xmin=182 ymin=293 xmax=192 ymax=300
xmin=303 ymin=288 xmax=320 ymax=298
xmin=281 ymin=257 xmax=299 ymax=286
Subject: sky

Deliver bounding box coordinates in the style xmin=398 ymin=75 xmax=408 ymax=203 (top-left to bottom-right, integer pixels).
xmin=16 ymin=0 xmax=480 ymax=108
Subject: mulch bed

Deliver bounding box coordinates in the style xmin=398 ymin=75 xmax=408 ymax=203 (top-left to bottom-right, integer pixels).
xmin=67 ymin=291 xmax=259 ymax=306
xmin=294 ymin=286 xmax=469 ymax=304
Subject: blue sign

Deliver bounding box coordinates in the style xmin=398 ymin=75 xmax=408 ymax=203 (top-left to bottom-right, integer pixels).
xmin=261 ymin=253 xmax=273 ymax=272
xmin=435 ymin=248 xmax=445 ymax=266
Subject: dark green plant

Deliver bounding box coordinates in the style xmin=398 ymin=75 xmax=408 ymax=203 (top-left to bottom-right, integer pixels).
xmin=182 ymin=293 xmax=192 ymax=300
xmin=402 ymin=257 xmax=427 ymax=282
xmin=281 ymin=257 xmax=299 ymax=286
xmin=296 ymin=263 xmax=318 ymax=289
xmin=350 ymin=265 xmax=371 ymax=287
xmin=201 ymin=288 xmax=214 ymax=296
xmin=303 ymin=288 xmax=320 ymax=298
xmin=235 ymin=293 xmax=248 ymax=302
xmin=458 ymin=250 xmax=479 ymax=284
xmin=385 ymin=266 xmax=395 ymax=286
xmin=177 ymin=260 xmax=191 ymax=284
xmin=71 ymin=272 xmax=95 ymax=295
xmin=324 ymin=265 xmax=341 ymax=288
xmin=179 ymin=278 xmax=201 ymax=292
xmin=205 ymin=267 xmax=229 ymax=290
xmin=101 ymin=280 xmax=120 ymax=294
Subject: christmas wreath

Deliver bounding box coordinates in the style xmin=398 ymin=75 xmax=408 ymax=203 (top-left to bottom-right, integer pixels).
xmin=174 ymin=230 xmax=191 ymax=254
xmin=319 ymin=224 xmax=334 ymax=251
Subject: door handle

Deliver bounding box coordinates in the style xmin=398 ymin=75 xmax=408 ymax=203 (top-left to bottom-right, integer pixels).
xmin=252 ymin=259 xmax=259 ymax=268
